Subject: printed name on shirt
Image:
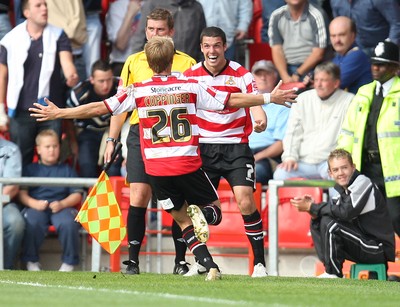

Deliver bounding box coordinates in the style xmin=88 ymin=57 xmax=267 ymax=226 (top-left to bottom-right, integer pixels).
xmin=144 ymin=93 xmax=191 ymax=107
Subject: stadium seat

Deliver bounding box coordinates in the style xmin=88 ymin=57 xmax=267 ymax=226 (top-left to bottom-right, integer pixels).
xmin=350 ymin=263 xmax=387 ymax=280
xmin=248 ymin=0 xmax=263 ymax=44
xmin=207 ymin=179 xmax=263 ymax=275
xmin=263 ymin=178 xmax=323 ymax=249
xmin=246 ymin=0 xmax=273 ymax=69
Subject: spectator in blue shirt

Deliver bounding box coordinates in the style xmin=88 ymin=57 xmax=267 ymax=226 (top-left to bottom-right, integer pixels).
xmin=329 ymin=16 xmax=372 ymax=94
xmin=330 ymin=0 xmax=400 ymax=56
xmin=1 ymin=137 xmax=25 ymax=270
xmin=249 ymin=60 xmax=290 ymax=185
xmin=19 ymin=129 xmax=82 ymax=272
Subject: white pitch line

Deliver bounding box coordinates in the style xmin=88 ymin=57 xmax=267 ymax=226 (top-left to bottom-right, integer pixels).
xmin=0 ymin=280 xmax=268 ymax=306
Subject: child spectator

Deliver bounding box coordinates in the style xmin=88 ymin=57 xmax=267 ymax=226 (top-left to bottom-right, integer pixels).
xmin=19 ymin=129 xmax=83 ymax=271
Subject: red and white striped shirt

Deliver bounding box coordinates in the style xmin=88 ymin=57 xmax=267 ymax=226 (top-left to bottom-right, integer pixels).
xmin=104 ymin=75 xmax=230 ymax=176
xmin=184 ymin=61 xmax=258 ymax=144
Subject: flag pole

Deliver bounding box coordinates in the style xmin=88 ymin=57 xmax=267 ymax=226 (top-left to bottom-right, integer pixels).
xmin=103 ymin=142 xmax=122 ymax=173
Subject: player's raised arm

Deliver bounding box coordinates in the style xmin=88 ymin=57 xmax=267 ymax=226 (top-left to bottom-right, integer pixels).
xmin=29 ymin=98 xmax=110 ymax=121
xmin=227 ymin=81 xmax=297 ymax=108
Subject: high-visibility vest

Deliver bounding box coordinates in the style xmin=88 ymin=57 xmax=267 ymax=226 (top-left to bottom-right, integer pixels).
xmin=338 ymin=77 xmax=400 ymax=197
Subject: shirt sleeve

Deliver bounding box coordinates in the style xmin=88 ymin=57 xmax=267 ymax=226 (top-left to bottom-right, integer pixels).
xmin=2 ymin=144 xmax=22 ymax=178
xmin=195 ymin=82 xmax=229 ymax=111
xmin=237 ymin=0 xmax=253 ymax=32
xmin=104 ymin=85 xmax=136 ymax=115
xmin=335 ymin=50 xmax=370 ymax=90
xmin=57 ymin=31 xmax=73 ymax=52
xmin=268 ymin=10 xmax=283 ymax=46
xmin=374 ymin=0 xmax=400 ymax=45
xmin=0 ymin=45 xmax=7 ymax=65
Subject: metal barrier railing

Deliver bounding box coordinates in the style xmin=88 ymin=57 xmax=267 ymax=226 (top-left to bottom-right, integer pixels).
xmin=0 ymin=177 xmax=99 ymax=271
xmin=267 ymin=179 xmax=335 ymax=276
xmin=1 ymin=177 xmax=335 ymax=274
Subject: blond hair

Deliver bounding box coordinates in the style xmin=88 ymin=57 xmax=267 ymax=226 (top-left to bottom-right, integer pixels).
xmin=35 ymin=129 xmax=59 ymax=146
xmin=144 ymin=36 xmax=175 ymax=74
xmin=328 ymin=148 xmax=354 ymax=170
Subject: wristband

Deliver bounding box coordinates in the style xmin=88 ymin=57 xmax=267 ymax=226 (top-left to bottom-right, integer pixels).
xmin=106 ymin=137 xmax=118 ymax=144
xmin=262 ymin=93 xmax=271 ymax=105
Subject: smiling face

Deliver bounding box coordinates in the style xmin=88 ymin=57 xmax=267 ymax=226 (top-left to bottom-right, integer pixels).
xmin=328 ymin=156 xmax=356 ymax=188
xmin=200 ymin=36 xmax=227 ymax=75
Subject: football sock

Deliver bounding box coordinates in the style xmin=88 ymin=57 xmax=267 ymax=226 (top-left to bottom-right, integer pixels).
xmin=201 ymin=204 xmax=222 ymax=225
xmin=127 ymin=206 xmax=147 ymax=264
xmin=182 ymin=225 xmax=218 ymax=271
xmin=242 ymin=210 xmax=266 ymax=266
xmin=172 ymin=219 xmax=187 ymax=264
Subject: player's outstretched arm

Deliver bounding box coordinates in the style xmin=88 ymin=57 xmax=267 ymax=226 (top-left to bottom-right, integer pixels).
xmin=227 ymin=81 xmax=297 ymax=109
xmin=29 ymin=98 xmax=110 ymax=121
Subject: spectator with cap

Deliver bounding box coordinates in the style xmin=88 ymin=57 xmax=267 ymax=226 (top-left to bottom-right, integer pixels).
xmin=249 ymin=60 xmax=290 ymax=185
xmin=338 ymin=40 xmax=400 ymax=237
xmin=329 ymin=16 xmax=372 ymax=94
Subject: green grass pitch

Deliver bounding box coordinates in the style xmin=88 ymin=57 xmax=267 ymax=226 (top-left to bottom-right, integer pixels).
xmin=1 ymin=271 xmax=399 ymax=307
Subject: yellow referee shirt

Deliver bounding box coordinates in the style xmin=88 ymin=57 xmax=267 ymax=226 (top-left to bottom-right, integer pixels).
xmin=120 ymin=50 xmax=196 ymax=125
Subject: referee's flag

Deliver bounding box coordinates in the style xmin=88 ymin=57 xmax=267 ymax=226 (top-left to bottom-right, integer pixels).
xmin=75 ymin=143 xmax=126 ymax=254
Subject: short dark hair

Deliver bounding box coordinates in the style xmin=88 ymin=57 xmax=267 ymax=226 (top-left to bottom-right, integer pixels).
xmin=328 ymin=148 xmax=354 ymax=169
xmin=21 ymin=0 xmax=30 ymax=11
xmin=91 ymin=59 xmax=112 ymax=76
xmin=200 ymin=26 xmax=227 ymax=45
xmin=146 ymin=8 xmax=174 ymax=30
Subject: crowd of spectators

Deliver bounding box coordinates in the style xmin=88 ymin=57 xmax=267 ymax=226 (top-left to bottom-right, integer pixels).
xmin=0 ymin=0 xmax=399 ymax=277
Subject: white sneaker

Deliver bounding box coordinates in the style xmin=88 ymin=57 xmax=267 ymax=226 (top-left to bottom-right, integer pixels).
xmin=251 ymin=263 xmax=268 ymax=278
xmin=59 ymin=263 xmax=74 ymax=272
xmin=187 ymin=205 xmax=209 ymax=243
xmin=183 ymin=261 xmax=207 ymax=277
xmin=27 ymin=261 xmax=41 ymax=271
xmin=205 ymin=268 xmax=222 ymax=281
xmin=317 ymin=272 xmax=340 ymax=278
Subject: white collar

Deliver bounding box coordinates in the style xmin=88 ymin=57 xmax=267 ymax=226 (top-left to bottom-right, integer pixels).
xmin=376 ymin=77 xmax=395 ymax=97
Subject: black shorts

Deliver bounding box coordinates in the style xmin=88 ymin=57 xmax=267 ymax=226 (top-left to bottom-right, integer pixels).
xmin=199 ymin=143 xmax=255 ymax=189
xmin=126 ymin=124 xmax=150 ymax=184
xmin=148 ymin=169 xmax=219 ymax=212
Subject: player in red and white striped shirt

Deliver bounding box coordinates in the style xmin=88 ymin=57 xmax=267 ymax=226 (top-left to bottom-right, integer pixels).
xmin=30 ymin=36 xmax=296 ymax=281
xmin=184 ymin=27 xmax=276 ymax=277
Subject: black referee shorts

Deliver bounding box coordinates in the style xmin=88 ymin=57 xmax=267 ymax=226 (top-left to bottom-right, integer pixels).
xmin=125 ymin=124 xmax=150 ymax=184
